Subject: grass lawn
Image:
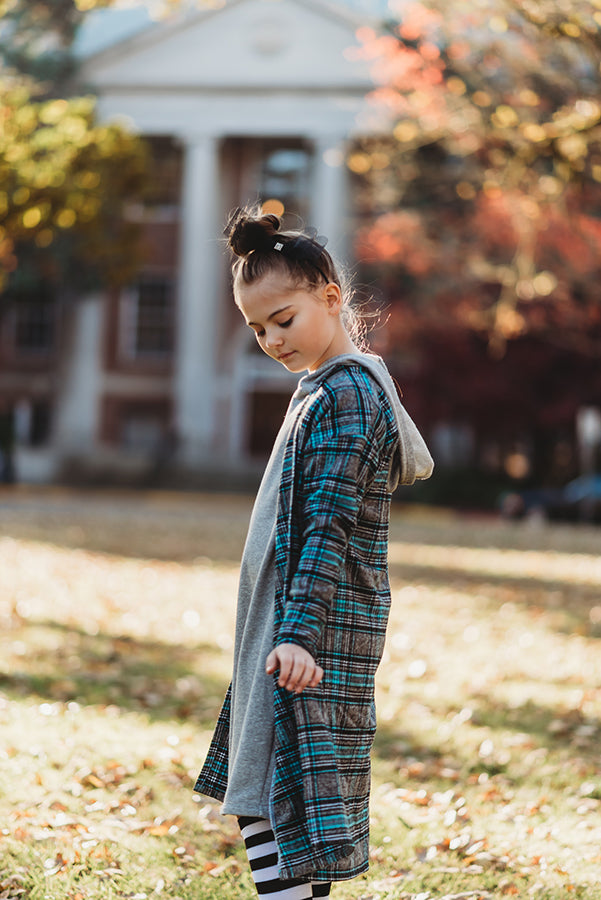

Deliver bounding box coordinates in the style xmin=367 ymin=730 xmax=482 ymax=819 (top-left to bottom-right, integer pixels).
xmin=0 ymin=487 xmax=600 ymax=900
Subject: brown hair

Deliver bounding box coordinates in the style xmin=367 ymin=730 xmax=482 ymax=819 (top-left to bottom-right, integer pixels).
xmin=225 ymin=206 xmax=367 ymax=347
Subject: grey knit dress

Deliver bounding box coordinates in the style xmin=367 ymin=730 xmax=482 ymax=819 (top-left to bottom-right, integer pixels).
xmin=221 ymin=370 xmax=322 ymax=816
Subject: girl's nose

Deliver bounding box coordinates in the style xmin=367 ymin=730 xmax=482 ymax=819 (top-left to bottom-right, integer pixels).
xmin=265 ymin=331 xmax=284 ymax=349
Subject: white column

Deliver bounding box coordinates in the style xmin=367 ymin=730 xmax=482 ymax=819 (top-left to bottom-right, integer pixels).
xmin=311 ymin=136 xmax=350 ymax=264
xmin=174 ymin=134 xmax=220 ymax=466
xmin=53 ymin=293 xmax=103 ymax=451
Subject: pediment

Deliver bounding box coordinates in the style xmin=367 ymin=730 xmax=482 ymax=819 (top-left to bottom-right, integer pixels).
xmin=81 ymin=0 xmax=373 ymax=92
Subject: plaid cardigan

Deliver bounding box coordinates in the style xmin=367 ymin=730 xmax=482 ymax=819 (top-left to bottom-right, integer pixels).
xmin=195 ymin=363 xmax=401 ymax=881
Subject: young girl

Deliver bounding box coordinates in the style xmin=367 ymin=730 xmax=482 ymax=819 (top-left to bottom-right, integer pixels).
xmin=194 ymin=208 xmax=433 ymax=898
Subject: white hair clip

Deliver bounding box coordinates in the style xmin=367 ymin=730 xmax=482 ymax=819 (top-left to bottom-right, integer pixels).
xmin=273 ymin=242 xmax=284 ymax=251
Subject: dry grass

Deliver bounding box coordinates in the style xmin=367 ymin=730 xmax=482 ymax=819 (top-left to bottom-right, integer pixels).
xmin=0 ymin=486 xmax=600 ymax=899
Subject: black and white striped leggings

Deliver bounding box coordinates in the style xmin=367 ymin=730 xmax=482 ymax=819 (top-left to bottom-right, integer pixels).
xmin=238 ymin=817 xmax=331 ymax=898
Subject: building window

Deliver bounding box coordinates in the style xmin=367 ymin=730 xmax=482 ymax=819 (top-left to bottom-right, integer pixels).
xmin=13 ymin=298 xmax=56 ymax=354
xmin=120 ymin=278 xmax=174 ymax=360
xmin=259 ymin=142 xmax=312 ymax=221
xmin=144 ymin=135 xmax=183 ymax=208
xmin=222 ymin=136 xmax=313 ymax=225
xmin=135 ymin=280 xmax=173 ymax=356
xmin=13 ymin=398 xmax=52 ymax=446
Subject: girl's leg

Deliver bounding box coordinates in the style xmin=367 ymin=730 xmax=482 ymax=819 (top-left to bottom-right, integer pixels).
xmin=238 ymin=817 xmax=313 ymax=899
xmin=238 ymin=817 xmax=332 ymax=898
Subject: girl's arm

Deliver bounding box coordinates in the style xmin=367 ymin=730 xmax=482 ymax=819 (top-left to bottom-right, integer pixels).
xmin=277 ymin=377 xmax=387 ymax=659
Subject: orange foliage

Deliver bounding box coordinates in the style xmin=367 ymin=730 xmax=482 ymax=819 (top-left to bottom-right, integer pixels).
xmin=352 ymin=0 xmax=601 ymax=350
xmin=356 ymin=211 xmax=435 ymax=275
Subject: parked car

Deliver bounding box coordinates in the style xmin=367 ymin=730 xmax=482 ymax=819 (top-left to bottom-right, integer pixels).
xmin=500 ymin=475 xmax=601 ymax=522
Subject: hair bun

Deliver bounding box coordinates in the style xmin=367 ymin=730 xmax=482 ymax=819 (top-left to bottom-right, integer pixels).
xmin=227 ymin=210 xmax=281 ymax=257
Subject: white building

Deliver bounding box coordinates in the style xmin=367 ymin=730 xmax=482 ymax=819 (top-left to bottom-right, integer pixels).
xmin=4 ymin=0 xmax=388 ymax=484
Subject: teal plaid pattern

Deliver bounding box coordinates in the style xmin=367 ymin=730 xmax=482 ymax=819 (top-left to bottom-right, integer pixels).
xmin=195 ymin=363 xmax=400 ymax=881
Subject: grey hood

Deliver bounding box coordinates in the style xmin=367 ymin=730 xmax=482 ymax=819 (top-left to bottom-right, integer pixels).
xmin=295 ymin=352 xmax=434 ymax=488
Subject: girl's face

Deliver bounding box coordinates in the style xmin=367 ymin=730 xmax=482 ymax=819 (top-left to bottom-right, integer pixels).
xmin=236 ymin=270 xmax=355 ymax=373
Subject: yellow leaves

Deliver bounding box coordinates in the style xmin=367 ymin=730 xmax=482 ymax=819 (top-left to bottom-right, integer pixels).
xmin=561 ymin=22 xmax=581 ymax=38
xmin=574 ymin=98 xmax=601 ymax=121
xmin=39 ymin=99 xmax=69 ymax=126
xmin=519 ymin=89 xmax=540 ymax=107
xmin=57 ymin=115 xmax=88 ymax=143
xmin=489 ymin=16 xmax=508 ymax=34
xmin=74 ymin=171 xmax=101 ymax=190
xmin=521 ymin=123 xmax=547 ymax=143
xmin=557 ymin=133 xmax=588 ymax=162
xmin=13 ymin=105 xmax=38 ymax=135
xmin=347 ymin=152 xmax=372 ymax=173
xmin=21 ymin=207 xmax=42 ymax=229
xmin=49 ymin=170 xmax=66 ymax=188
xmin=371 ymin=151 xmax=391 ymax=170
xmin=473 ymin=91 xmax=492 ymax=107
xmin=393 ymin=120 xmax=420 ymax=142
xmin=55 ymin=209 xmax=77 ymax=229
xmin=447 ymin=76 xmax=466 ymax=96
xmin=492 ymin=105 xmax=520 ymax=129
xmin=0 ymin=83 xmax=149 ymax=285
xmin=12 ymin=186 xmax=30 ymax=206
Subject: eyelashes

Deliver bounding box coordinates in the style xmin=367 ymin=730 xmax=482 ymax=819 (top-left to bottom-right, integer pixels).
xmin=253 ymin=317 xmax=294 ymax=338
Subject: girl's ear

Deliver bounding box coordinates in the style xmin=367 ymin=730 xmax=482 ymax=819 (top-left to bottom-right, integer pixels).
xmin=324 ymin=282 xmax=343 ymax=313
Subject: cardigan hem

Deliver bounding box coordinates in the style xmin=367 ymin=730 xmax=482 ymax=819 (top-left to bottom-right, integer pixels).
xmin=278 ymin=853 xmax=369 ymax=883
xmin=193 ymin=780 xmax=225 ymax=802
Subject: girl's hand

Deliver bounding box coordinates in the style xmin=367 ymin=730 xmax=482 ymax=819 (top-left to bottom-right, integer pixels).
xmin=265 ymin=643 xmax=324 ymax=694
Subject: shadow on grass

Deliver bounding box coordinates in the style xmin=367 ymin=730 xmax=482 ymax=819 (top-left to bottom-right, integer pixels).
xmin=388 ymin=560 xmax=601 ymax=638
xmin=468 ymin=694 xmax=601 ymax=752
xmin=1 ymin=620 xmax=229 ymax=725
xmin=373 ymin=695 xmax=600 ymax=786
xmin=0 ymin=492 xmax=251 ymax=564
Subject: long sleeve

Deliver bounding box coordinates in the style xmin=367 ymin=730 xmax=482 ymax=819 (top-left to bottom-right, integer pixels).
xmin=276 ymin=384 xmax=387 ymax=657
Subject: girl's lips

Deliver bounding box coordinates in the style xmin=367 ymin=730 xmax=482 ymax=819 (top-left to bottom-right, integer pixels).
xmin=278 ymin=351 xmax=296 ymax=362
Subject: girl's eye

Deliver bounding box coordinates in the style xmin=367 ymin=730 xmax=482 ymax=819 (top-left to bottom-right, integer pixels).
xmin=279 ymin=318 xmax=293 ymax=329
xmin=255 ymin=330 xmax=265 ymax=338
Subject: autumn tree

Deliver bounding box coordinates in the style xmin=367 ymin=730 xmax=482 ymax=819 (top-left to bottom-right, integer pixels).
xmin=0 ymin=0 xmax=226 ymax=294
xmin=0 ymin=85 xmax=151 ymax=295
xmin=347 ymin=1 xmax=601 ymax=485
xmin=0 ymin=0 xmax=156 ymax=295
xmin=0 ymin=0 xmax=83 ymax=91
xmin=351 ymin=0 xmax=601 ymax=358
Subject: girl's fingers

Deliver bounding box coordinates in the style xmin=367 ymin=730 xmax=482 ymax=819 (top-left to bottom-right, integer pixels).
xmin=308 ymin=665 xmax=324 ymax=687
xmin=275 ymin=650 xmax=294 ymax=686
xmin=286 ymin=657 xmax=308 ymax=692
xmin=266 ymin=645 xmax=324 ymax=694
